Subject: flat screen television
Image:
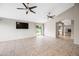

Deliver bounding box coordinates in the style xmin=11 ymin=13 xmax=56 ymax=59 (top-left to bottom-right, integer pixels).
xmin=16 ymin=22 xmax=29 ymax=29
xmin=68 ymin=29 xmax=71 ymax=32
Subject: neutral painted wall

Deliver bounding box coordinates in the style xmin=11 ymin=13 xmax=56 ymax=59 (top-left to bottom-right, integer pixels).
xmin=55 ymin=3 xmax=79 ymax=44
xmin=0 ymin=19 xmax=36 ymax=41
xmin=71 ymin=20 xmax=74 ymax=39
xmin=62 ymin=20 xmax=71 ymax=25
xmin=44 ymin=19 xmax=56 ymax=38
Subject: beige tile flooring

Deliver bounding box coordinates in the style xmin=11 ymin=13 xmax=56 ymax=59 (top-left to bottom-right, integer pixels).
xmin=0 ymin=36 xmax=79 ymax=56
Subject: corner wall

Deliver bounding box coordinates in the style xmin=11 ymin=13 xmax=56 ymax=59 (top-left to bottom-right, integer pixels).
xmin=44 ymin=19 xmax=56 ymax=38
xmin=55 ymin=3 xmax=79 ymax=44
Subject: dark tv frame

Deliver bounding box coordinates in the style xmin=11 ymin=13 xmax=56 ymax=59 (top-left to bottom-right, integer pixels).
xmin=16 ymin=22 xmax=29 ymax=29
xmin=68 ymin=29 xmax=71 ymax=32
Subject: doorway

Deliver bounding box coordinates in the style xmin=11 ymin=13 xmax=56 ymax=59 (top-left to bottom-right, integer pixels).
xmin=56 ymin=21 xmax=64 ymax=38
xmin=56 ymin=20 xmax=73 ymax=39
xmin=36 ymin=24 xmax=44 ymax=36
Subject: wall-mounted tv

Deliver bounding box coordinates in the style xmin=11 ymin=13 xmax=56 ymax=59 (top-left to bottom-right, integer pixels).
xmin=16 ymin=22 xmax=29 ymax=29
xmin=68 ymin=29 xmax=71 ymax=32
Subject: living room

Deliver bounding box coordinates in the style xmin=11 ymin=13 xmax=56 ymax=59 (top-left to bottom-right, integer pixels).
xmin=0 ymin=3 xmax=79 ymax=56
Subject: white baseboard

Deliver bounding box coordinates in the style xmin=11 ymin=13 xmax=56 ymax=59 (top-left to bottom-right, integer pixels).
xmin=0 ymin=36 xmax=36 ymax=42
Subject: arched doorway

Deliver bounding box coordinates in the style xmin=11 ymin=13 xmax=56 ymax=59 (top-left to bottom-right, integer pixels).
xmin=56 ymin=21 xmax=64 ymax=38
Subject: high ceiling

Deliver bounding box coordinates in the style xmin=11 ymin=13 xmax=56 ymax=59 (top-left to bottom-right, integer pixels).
xmin=0 ymin=3 xmax=74 ymax=23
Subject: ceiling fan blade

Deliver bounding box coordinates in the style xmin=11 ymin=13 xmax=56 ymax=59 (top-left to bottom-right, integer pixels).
xmin=22 ymin=3 xmax=28 ymax=9
xmin=29 ymin=6 xmax=37 ymax=9
xmin=17 ymin=8 xmax=26 ymax=10
xmin=48 ymin=15 xmax=55 ymax=19
xmin=26 ymin=11 xmax=28 ymax=14
xmin=27 ymin=3 xmax=29 ymax=4
xmin=30 ymin=9 xmax=36 ymax=14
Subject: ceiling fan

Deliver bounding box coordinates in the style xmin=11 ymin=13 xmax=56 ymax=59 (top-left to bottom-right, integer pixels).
xmin=47 ymin=12 xmax=55 ymax=19
xmin=17 ymin=3 xmax=37 ymax=14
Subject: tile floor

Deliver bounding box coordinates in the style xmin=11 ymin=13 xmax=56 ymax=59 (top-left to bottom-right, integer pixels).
xmin=0 ymin=36 xmax=79 ymax=56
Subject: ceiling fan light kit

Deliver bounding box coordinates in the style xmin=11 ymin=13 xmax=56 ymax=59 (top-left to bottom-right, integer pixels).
xmin=47 ymin=12 xmax=55 ymax=19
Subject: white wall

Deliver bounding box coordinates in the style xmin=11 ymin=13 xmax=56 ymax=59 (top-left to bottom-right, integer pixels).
xmin=0 ymin=19 xmax=36 ymax=41
xmin=62 ymin=20 xmax=71 ymax=25
xmin=44 ymin=19 xmax=56 ymax=38
xmin=71 ymin=20 xmax=74 ymax=39
xmin=73 ymin=4 xmax=79 ymax=44
xmin=74 ymin=19 xmax=79 ymax=44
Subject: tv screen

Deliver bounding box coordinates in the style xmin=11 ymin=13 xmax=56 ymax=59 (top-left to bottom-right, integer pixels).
xmin=68 ymin=29 xmax=71 ymax=32
xmin=16 ymin=22 xmax=29 ymax=29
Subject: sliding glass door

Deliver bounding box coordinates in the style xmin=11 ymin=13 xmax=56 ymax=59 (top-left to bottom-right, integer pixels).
xmin=36 ymin=24 xmax=44 ymax=36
